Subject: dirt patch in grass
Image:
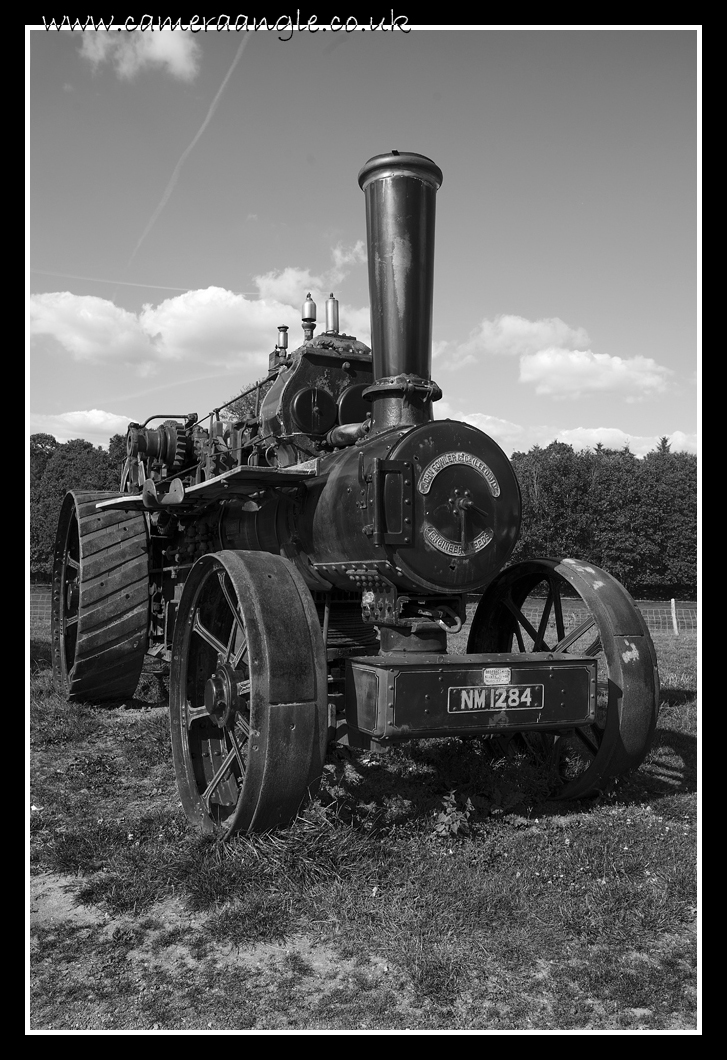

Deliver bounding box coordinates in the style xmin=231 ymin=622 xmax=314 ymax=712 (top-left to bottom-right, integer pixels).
xmin=29 ymin=873 xmax=412 ymax=1031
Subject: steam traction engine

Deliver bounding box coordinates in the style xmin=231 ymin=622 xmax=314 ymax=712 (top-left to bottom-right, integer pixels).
xmin=52 ymin=153 xmax=659 ymax=835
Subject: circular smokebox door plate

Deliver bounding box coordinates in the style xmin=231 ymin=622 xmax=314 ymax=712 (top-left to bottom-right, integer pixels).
xmin=337 ymin=383 xmax=371 ymax=425
xmin=291 ymin=387 xmax=338 ymax=435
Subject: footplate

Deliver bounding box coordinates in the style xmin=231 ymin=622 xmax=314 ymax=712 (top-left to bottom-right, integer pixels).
xmin=345 ymin=653 xmax=597 ymax=742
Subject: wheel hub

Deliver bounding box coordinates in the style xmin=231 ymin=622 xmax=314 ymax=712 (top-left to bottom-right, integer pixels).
xmin=204 ymin=662 xmax=244 ymax=728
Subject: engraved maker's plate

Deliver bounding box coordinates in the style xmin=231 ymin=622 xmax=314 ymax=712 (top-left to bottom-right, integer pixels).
xmin=418 ymin=451 xmax=500 ymax=496
xmin=423 ymin=524 xmax=493 ymax=556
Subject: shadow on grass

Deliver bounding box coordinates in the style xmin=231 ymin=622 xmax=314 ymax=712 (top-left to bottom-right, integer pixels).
xmin=322 ymin=718 xmax=697 ymax=833
xmin=660 ymin=689 xmax=697 ymax=707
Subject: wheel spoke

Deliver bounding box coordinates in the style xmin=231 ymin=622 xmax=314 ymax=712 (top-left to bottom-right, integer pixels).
xmin=535 ymin=593 xmax=553 ymax=650
xmin=573 ymin=726 xmax=600 ymax=756
xmin=64 ymin=613 xmax=79 ymax=629
xmin=192 ymin=612 xmax=229 ymax=657
xmin=66 ymin=556 xmax=80 ymax=572
xmin=550 ymin=579 xmax=566 ymax=642
xmin=186 ymin=702 xmax=209 ymax=728
xmin=553 ymin=616 xmax=597 ymax=653
xmin=218 ymin=571 xmax=245 ymax=659
xmin=504 ymin=596 xmax=552 ymax=652
xmin=170 ymin=551 xmax=328 ymax=836
xmin=466 ymin=557 xmax=659 ymax=801
xmin=227 ymin=726 xmax=247 ymax=775
xmin=231 ymin=640 xmax=248 ymax=668
xmin=201 ymin=745 xmax=238 ymax=808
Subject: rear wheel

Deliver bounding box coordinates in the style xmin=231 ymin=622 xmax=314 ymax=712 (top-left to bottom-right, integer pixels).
xmin=169 ymin=550 xmax=328 ymax=836
xmin=51 ymin=491 xmax=149 ymax=701
xmin=467 ymin=558 xmax=659 ymax=798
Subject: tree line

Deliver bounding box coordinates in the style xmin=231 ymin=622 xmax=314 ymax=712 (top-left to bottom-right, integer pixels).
xmin=30 ymin=433 xmax=126 ymax=581
xmin=509 ymin=440 xmax=697 ymax=598
xmin=29 ymin=433 xmax=697 ymax=597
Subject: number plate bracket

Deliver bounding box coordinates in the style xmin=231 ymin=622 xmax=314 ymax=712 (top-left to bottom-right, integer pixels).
xmin=345 ymin=652 xmax=597 ymax=743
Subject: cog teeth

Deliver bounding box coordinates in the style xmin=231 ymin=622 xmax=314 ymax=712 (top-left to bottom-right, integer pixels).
xmin=162 ymin=420 xmax=190 ymax=473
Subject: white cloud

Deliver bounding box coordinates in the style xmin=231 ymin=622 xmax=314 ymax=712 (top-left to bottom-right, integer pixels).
xmin=79 ymin=30 xmax=200 ymax=81
xmin=520 ymin=348 xmax=673 ymax=401
xmin=254 ymin=267 xmax=322 ymax=307
xmin=435 ymin=313 xmax=675 ymax=403
xmin=435 ymin=314 xmax=590 ymax=368
xmin=435 ymin=401 xmax=697 ymax=458
xmin=254 ymin=241 xmax=367 ymax=308
xmin=558 ymin=427 xmax=697 ymax=457
xmin=338 ymin=304 xmax=371 ymax=344
xmin=29 ymin=280 xmax=371 ymax=377
xmin=139 ymin=287 xmax=299 ymax=368
xmin=29 ymin=293 xmax=156 ymax=363
xmin=331 ymin=240 xmax=366 ymax=273
xmin=30 ymin=288 xmax=302 ymax=372
xmin=435 ymin=402 xmax=559 ymax=455
xmin=663 ymin=430 xmax=699 ymax=455
xmin=29 ymin=409 xmax=132 ymax=446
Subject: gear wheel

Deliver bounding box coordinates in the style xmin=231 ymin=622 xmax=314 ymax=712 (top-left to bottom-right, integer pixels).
xmin=162 ymin=420 xmax=190 ymax=473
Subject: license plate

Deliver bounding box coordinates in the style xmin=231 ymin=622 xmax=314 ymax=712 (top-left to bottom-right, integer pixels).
xmin=448 ymin=684 xmax=544 ymax=713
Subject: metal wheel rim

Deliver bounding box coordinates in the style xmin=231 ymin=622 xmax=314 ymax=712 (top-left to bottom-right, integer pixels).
xmin=52 ymin=500 xmax=81 ymax=687
xmin=467 ymin=558 xmax=659 ymax=798
xmin=170 ymin=558 xmax=253 ymax=833
xmin=169 ymin=550 xmax=328 ymax=836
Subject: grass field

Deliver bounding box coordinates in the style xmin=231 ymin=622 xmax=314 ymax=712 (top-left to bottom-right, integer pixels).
xmin=28 ymin=620 xmax=698 ymax=1032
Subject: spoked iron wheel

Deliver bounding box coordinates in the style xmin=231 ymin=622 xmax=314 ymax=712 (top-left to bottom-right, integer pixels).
xmin=170 ymin=550 xmax=328 ymax=836
xmin=467 ymin=558 xmax=660 ymax=798
xmin=51 ymin=491 xmax=149 ymax=701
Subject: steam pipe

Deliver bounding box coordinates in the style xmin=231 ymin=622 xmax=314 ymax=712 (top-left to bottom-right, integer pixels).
xmin=357 ymin=151 xmax=443 ymax=433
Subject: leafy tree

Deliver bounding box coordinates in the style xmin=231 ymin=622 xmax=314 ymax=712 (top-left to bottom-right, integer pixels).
xmin=30 ymin=433 xmax=60 ymax=485
xmin=511 ymin=443 xmax=595 ymax=563
xmin=635 ymin=446 xmax=697 ymax=595
xmin=107 ymin=433 xmax=127 ymax=486
xmin=588 ymin=445 xmax=644 ymax=588
xmin=224 ymin=377 xmax=274 ymax=423
xmin=29 ymin=437 xmax=121 ymax=580
xmin=510 ymin=440 xmax=697 ymax=597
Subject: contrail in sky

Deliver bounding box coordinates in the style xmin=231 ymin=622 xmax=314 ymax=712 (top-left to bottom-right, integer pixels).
xmin=126 ymin=36 xmax=250 ymax=271
xmin=31 ymin=269 xmax=192 ymax=292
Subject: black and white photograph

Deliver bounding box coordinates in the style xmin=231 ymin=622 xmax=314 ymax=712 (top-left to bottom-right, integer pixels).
xmin=28 ymin=22 xmax=700 ymax=1033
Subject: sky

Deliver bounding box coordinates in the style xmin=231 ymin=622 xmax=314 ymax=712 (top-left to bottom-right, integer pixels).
xmin=27 ymin=24 xmax=700 ymax=458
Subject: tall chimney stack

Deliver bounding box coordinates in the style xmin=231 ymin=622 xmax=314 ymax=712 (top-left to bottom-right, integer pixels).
xmin=357 ymin=151 xmax=443 ymax=433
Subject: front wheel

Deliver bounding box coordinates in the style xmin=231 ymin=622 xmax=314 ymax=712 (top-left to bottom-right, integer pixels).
xmin=467 ymin=558 xmax=660 ymax=798
xmin=169 ymin=550 xmax=328 ymax=836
